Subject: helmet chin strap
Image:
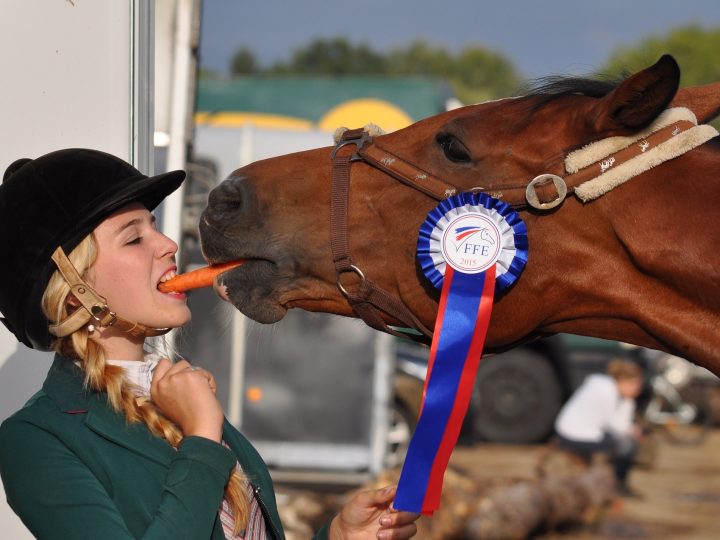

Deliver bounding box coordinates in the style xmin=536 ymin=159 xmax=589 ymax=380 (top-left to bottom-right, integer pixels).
xmin=48 ymin=247 xmax=171 ymax=339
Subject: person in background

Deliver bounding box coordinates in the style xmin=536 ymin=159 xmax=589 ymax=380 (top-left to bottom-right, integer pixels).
xmin=554 ymin=358 xmax=645 ymax=497
xmin=0 ymin=149 xmax=419 ymax=539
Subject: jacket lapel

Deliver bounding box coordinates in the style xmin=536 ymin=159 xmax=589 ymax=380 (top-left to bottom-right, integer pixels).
xmin=44 ymin=354 xmax=174 ymax=466
xmin=84 ymin=399 xmax=174 ymax=466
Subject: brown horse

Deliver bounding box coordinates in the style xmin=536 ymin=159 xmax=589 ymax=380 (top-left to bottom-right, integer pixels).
xmin=199 ymin=55 xmax=720 ymax=377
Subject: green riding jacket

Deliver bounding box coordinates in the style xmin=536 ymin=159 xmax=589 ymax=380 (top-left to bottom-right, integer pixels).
xmin=0 ymin=355 xmax=331 ymax=539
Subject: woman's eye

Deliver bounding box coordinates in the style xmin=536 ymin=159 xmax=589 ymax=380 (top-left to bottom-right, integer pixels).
xmin=126 ymin=237 xmax=142 ymax=245
xmin=436 ymin=134 xmax=471 ymax=163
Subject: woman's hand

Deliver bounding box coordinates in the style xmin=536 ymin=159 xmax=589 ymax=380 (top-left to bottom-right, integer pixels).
xmin=150 ymin=359 xmax=224 ymax=443
xmin=330 ymin=486 xmax=420 ymax=540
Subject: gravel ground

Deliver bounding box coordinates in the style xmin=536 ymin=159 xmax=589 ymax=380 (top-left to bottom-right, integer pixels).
xmin=451 ymin=429 xmax=720 ymax=540
xmin=274 ymin=428 xmax=720 ymax=539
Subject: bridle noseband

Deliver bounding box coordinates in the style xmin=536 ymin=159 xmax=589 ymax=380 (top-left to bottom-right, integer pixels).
xmin=330 ymin=129 xmax=433 ymax=342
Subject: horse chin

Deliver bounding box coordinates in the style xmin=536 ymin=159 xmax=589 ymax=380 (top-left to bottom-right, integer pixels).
xmin=218 ymin=261 xmax=289 ymax=323
xmin=229 ymin=293 xmax=288 ymax=324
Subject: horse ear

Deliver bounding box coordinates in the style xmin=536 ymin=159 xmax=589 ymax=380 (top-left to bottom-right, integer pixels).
xmin=671 ymin=81 xmax=720 ymax=124
xmin=593 ymin=54 xmax=680 ymax=133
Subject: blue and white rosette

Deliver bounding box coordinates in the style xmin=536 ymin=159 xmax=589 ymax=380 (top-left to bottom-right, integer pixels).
xmin=394 ymin=191 xmax=528 ymax=515
xmin=417 ymin=192 xmax=528 ymax=293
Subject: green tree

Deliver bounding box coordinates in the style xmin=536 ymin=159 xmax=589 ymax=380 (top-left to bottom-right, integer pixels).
xmin=224 ymin=37 xmax=523 ymax=104
xmin=387 ymin=41 xmax=455 ymax=79
xmin=230 ymin=47 xmax=259 ymax=75
xmin=600 ymin=25 xmax=720 ymax=87
xmin=452 ymin=47 xmax=523 ymax=103
xmin=387 ymin=42 xmax=522 ymax=103
xmin=269 ymin=37 xmax=387 ymax=75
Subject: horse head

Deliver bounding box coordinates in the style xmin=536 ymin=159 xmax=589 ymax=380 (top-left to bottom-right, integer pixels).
xmin=200 ymin=55 xmax=720 ymax=374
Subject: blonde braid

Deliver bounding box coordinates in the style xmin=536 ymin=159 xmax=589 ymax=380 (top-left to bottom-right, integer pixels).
xmin=42 ymin=235 xmax=249 ymax=534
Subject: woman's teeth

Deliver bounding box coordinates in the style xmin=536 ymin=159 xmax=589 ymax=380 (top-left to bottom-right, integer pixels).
xmin=158 ymin=270 xmax=177 ymax=284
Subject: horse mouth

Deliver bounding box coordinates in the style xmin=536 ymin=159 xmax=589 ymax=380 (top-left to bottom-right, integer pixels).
xmin=209 ymin=259 xmax=289 ymax=323
xmin=199 ymin=211 xmax=327 ymax=323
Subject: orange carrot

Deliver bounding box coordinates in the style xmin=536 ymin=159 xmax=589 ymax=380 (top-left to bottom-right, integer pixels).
xmin=158 ymin=260 xmax=245 ymax=293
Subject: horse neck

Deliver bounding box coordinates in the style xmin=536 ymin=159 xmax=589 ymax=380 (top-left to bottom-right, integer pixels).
xmin=624 ymin=139 xmax=720 ymax=196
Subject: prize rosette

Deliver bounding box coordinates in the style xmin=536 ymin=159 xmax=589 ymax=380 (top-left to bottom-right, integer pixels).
xmin=417 ymin=192 xmax=528 ymax=293
xmin=394 ymin=192 xmax=528 ymax=515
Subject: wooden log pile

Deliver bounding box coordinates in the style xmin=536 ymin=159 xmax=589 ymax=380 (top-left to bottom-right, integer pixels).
xmin=275 ymin=451 xmax=617 ymax=540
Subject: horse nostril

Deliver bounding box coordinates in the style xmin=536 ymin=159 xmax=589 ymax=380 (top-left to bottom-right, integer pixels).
xmin=207 ymin=175 xmax=247 ymax=220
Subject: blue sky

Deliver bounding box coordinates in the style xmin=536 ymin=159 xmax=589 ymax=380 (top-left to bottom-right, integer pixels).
xmin=199 ymin=0 xmax=720 ymax=79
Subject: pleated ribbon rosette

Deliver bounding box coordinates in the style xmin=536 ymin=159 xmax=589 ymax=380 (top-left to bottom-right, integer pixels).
xmin=394 ymin=192 xmax=528 ymax=515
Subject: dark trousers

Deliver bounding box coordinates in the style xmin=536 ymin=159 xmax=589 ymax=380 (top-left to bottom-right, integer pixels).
xmin=556 ymin=432 xmax=638 ymax=485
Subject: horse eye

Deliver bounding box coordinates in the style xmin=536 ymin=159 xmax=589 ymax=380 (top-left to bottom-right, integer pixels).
xmin=436 ymin=134 xmax=471 ymax=163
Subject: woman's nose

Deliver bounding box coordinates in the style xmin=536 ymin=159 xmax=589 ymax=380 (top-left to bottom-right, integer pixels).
xmin=156 ymin=232 xmax=178 ymax=259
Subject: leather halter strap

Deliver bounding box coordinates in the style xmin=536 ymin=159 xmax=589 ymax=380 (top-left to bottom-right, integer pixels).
xmin=334 ymin=120 xmax=698 ymax=210
xmin=48 ymin=247 xmax=170 ymax=339
xmin=329 ymin=119 xmax=699 ymax=339
xmin=331 ymin=129 xmax=433 ymax=341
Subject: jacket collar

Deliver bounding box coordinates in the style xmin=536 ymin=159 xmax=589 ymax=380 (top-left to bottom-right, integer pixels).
xmin=43 ymin=354 xmax=173 ymax=466
xmin=42 ymin=354 xmax=94 ymax=412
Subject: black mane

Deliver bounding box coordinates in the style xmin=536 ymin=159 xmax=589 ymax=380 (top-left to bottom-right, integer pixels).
xmin=522 ymin=74 xmax=625 ymax=110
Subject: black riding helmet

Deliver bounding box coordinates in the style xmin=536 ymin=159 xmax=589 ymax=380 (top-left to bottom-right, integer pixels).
xmin=0 ymin=148 xmax=185 ymax=350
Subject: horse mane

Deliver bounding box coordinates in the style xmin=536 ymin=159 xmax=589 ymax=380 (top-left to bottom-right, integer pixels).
xmin=522 ymin=75 xmax=624 ymax=111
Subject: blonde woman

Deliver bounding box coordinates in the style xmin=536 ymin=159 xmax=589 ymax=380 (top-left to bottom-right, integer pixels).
xmin=0 ymin=149 xmax=418 ymax=539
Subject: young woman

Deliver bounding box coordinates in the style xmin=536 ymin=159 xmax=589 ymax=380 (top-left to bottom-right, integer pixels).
xmin=0 ymin=149 xmax=419 ymax=539
xmin=554 ymin=359 xmax=645 ymax=497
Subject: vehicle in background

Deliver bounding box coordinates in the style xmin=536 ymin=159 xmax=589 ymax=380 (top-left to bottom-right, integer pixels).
xmin=641 ymin=351 xmax=716 ymax=445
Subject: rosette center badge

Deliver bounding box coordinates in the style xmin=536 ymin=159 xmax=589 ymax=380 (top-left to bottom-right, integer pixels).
xmin=441 ymin=214 xmax=501 ymax=274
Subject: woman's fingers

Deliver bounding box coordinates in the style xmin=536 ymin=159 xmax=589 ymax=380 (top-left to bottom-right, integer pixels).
xmin=377 ymin=521 xmax=418 ymax=540
xmin=183 ymin=364 xmax=217 ymax=393
xmin=206 ymin=371 xmax=217 ymax=394
xmin=152 ymin=359 xmax=217 ymax=395
xmin=355 ymin=485 xmax=394 ymax=508
xmin=378 ymin=507 xmax=420 ymax=540
xmin=151 ymin=358 xmax=173 ymax=390
xmin=165 ymin=359 xmax=192 ymax=374
xmin=149 ymin=358 xmax=224 ymax=442
xmin=380 ymin=510 xmax=420 ymax=528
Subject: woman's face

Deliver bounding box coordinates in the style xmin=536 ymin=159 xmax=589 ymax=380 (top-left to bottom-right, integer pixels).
xmin=86 ymin=203 xmax=191 ymax=331
xmin=617 ymin=375 xmax=643 ymax=399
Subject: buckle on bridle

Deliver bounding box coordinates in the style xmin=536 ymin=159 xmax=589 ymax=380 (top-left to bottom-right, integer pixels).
xmin=330 ymin=129 xmax=373 ymax=160
xmin=91 ymin=305 xmax=117 ymax=327
xmin=525 ymin=174 xmax=568 ymax=210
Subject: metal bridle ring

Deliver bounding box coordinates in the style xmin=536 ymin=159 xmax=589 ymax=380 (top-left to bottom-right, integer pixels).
xmin=525 ymin=174 xmax=568 ymax=210
xmin=336 ymin=264 xmax=365 ymax=297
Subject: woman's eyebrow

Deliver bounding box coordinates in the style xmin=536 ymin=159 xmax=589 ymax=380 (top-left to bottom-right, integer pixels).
xmin=113 ymin=214 xmax=156 ymax=235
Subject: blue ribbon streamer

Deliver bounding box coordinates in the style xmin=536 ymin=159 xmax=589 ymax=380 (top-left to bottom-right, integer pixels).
xmin=394 ymin=269 xmax=487 ymax=511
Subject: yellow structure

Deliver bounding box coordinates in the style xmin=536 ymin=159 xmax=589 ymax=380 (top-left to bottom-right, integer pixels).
xmin=318 ymin=98 xmax=414 ymax=132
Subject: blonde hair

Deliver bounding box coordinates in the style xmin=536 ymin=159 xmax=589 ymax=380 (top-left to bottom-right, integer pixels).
xmin=606 ymin=358 xmax=642 ymax=381
xmin=41 ymin=234 xmax=249 ymax=533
